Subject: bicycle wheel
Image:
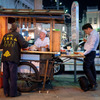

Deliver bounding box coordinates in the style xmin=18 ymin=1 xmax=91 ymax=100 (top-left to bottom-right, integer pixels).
xmin=17 ymin=62 xmax=39 ymax=92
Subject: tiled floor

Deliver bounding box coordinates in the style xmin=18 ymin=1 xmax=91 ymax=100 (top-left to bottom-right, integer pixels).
xmin=0 ymin=74 xmax=100 ymax=100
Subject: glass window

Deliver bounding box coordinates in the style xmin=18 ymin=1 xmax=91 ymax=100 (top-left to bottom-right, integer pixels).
xmin=89 ymin=18 xmax=92 ymax=24
xmin=94 ymin=18 xmax=97 ymax=24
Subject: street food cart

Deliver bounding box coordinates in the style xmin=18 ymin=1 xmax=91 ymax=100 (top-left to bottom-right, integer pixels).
xmin=0 ymin=9 xmax=85 ymax=92
xmin=0 ymin=9 xmax=64 ymax=91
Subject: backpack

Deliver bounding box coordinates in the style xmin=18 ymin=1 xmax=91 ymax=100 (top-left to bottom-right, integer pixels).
xmin=78 ymin=76 xmax=89 ymax=92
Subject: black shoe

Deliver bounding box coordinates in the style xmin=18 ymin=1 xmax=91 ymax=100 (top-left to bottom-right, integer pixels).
xmin=88 ymin=84 xmax=92 ymax=90
xmin=95 ymin=83 xmax=98 ymax=88
xmin=10 ymin=91 xmax=21 ymax=97
xmin=5 ymin=94 xmax=9 ymax=97
xmin=90 ymin=85 xmax=97 ymax=91
xmin=16 ymin=91 xmax=21 ymax=97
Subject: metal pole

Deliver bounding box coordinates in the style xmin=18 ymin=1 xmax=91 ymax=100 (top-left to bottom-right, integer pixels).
xmin=98 ymin=10 xmax=100 ymax=58
xmin=63 ymin=5 xmax=65 ymax=11
xmin=15 ymin=0 xmax=19 ymax=9
xmin=74 ymin=58 xmax=77 ymax=83
xmin=57 ymin=0 xmax=59 ymax=10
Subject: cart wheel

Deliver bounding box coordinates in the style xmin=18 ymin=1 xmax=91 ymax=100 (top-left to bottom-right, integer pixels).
xmin=53 ymin=57 xmax=64 ymax=75
xmin=17 ymin=62 xmax=39 ymax=92
xmin=54 ymin=62 xmax=64 ymax=75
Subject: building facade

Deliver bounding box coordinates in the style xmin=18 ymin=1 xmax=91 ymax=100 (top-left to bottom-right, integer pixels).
xmin=81 ymin=6 xmax=100 ymax=39
xmin=86 ymin=6 xmax=100 ymax=31
xmin=0 ymin=0 xmax=43 ymax=9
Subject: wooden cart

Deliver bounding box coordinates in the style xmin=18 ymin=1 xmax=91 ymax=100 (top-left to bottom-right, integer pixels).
xmin=17 ymin=50 xmax=59 ymax=92
xmin=0 ymin=9 xmax=64 ymax=92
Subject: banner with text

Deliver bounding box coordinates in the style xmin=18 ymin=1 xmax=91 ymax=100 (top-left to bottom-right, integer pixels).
xmin=71 ymin=1 xmax=79 ymax=51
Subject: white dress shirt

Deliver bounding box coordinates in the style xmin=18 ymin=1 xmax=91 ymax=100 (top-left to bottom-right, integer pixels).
xmin=34 ymin=37 xmax=49 ymax=48
xmin=84 ymin=30 xmax=99 ymax=55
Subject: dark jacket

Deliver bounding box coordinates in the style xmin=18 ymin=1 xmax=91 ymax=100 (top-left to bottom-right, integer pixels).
xmin=0 ymin=31 xmax=28 ymax=64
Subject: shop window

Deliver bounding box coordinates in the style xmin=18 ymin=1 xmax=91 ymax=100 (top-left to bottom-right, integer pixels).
xmin=22 ymin=3 xmax=25 ymax=7
xmin=89 ymin=18 xmax=92 ymax=24
xmin=94 ymin=18 xmax=97 ymax=24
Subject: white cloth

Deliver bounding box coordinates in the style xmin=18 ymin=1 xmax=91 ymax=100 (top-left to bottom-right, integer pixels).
xmin=34 ymin=37 xmax=49 ymax=48
xmin=84 ymin=30 xmax=99 ymax=55
xmin=41 ymin=29 xmax=47 ymax=34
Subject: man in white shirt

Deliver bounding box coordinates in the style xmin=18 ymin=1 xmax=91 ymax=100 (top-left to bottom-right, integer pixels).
xmin=34 ymin=29 xmax=49 ymax=51
xmin=78 ymin=23 xmax=99 ymax=91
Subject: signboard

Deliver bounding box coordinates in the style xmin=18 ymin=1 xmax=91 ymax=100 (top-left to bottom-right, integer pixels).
xmin=71 ymin=1 xmax=79 ymax=51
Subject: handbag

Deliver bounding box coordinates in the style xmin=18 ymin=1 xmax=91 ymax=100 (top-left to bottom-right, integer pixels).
xmin=78 ymin=76 xmax=89 ymax=92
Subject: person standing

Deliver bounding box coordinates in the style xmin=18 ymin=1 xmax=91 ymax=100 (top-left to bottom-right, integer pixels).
xmin=30 ymin=29 xmax=49 ymax=51
xmin=0 ymin=23 xmax=30 ymax=97
xmin=78 ymin=23 xmax=99 ymax=91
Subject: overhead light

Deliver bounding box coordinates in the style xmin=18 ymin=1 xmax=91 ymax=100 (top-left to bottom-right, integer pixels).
xmin=55 ymin=0 xmax=57 ymax=2
xmin=60 ymin=2 xmax=62 ymax=5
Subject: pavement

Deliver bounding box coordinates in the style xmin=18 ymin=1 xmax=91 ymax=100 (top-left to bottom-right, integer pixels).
xmin=0 ymin=74 xmax=100 ymax=100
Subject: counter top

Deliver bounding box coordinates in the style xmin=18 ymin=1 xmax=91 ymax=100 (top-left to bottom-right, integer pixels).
xmin=0 ymin=49 xmax=59 ymax=54
xmin=21 ymin=50 xmax=59 ymax=54
xmin=60 ymin=54 xmax=85 ymax=58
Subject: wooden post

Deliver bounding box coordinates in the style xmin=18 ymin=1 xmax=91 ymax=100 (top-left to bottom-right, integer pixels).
xmin=21 ymin=18 xmax=23 ymax=28
xmin=50 ymin=19 xmax=53 ymax=52
xmin=0 ymin=17 xmax=8 ymax=43
xmin=53 ymin=19 xmax=55 ymax=29
xmin=42 ymin=59 xmax=49 ymax=91
xmin=0 ymin=24 xmax=2 ymax=43
xmin=28 ymin=18 xmax=31 ymax=28
xmin=18 ymin=18 xmax=21 ymax=28
xmin=33 ymin=18 xmax=36 ymax=27
xmin=33 ymin=18 xmax=37 ymax=38
xmin=25 ymin=18 xmax=27 ymax=28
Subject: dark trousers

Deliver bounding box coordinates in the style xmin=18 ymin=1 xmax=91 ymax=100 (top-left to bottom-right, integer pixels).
xmin=3 ymin=61 xmax=18 ymax=96
xmin=83 ymin=51 xmax=96 ymax=86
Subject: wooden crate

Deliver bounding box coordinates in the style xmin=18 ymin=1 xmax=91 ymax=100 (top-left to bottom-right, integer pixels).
xmin=39 ymin=54 xmax=54 ymax=80
xmin=52 ymin=31 xmax=61 ymax=52
xmin=39 ymin=61 xmax=54 ymax=80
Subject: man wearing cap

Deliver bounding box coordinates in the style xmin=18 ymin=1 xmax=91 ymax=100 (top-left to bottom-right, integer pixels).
xmin=34 ymin=29 xmax=49 ymax=51
xmin=0 ymin=23 xmax=30 ymax=97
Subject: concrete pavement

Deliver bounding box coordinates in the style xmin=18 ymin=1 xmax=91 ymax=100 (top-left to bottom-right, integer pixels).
xmin=0 ymin=74 xmax=100 ymax=100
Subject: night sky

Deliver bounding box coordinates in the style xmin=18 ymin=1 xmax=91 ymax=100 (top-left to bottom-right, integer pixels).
xmin=43 ymin=0 xmax=100 ymax=19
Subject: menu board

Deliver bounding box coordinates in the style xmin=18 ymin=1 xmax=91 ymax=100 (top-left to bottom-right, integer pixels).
xmin=71 ymin=1 xmax=79 ymax=51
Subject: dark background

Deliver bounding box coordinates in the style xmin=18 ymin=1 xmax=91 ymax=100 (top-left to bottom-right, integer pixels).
xmin=43 ymin=0 xmax=100 ymax=19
